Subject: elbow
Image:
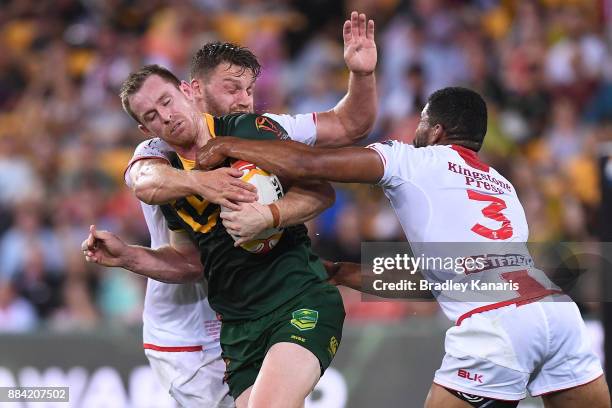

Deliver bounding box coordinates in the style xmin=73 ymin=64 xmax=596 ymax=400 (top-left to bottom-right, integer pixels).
xmin=172 ymin=254 xmax=203 ymax=283
xmin=133 ymin=179 xmax=159 ymax=205
xmin=337 ymin=114 xmax=376 ymax=144
xmin=361 ymin=115 xmax=376 ymax=138
xmin=163 ymin=267 xmax=201 ymax=284
xmin=348 ymin=114 xmax=376 ymax=142
xmin=181 ymin=267 xmax=203 ymax=283
xmin=320 ymin=183 xmax=336 ymax=210
xmin=350 ymin=128 xmax=371 ymax=143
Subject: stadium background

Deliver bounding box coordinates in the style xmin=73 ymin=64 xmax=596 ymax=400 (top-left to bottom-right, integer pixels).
xmin=0 ymin=0 xmax=610 ymax=406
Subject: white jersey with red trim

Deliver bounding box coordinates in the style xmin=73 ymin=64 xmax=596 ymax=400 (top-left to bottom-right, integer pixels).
xmin=125 ymin=113 xmax=317 ymax=349
xmin=142 ymin=203 xmax=221 ymax=350
xmin=125 ymin=138 xmax=220 ymax=349
xmin=369 ymin=141 xmax=560 ymax=322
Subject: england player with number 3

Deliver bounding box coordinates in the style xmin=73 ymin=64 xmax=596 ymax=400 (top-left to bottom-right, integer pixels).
xmin=196 ymin=87 xmax=610 ymax=408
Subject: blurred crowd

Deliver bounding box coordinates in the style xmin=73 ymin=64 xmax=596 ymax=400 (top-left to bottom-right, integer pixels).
xmin=0 ymin=0 xmax=610 ymax=331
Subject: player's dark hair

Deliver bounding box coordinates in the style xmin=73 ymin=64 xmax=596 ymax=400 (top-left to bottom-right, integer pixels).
xmin=119 ymin=64 xmax=181 ymax=124
xmin=190 ymin=41 xmax=261 ymax=82
xmin=426 ymin=87 xmax=488 ymax=151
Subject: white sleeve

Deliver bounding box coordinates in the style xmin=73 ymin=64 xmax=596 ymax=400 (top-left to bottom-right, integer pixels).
xmin=262 ymin=113 xmax=317 ymax=146
xmin=124 ymin=138 xmax=173 ymax=188
xmin=366 ymin=140 xmax=421 ymax=188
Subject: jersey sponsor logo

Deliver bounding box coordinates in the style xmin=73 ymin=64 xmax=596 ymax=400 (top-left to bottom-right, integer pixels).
xmin=458 ymin=369 xmax=483 ymax=383
xmin=255 ymin=116 xmax=286 ymax=139
xmin=290 ymin=308 xmax=319 ymax=331
xmin=328 ymin=336 xmax=339 ymax=358
xmin=447 ymin=161 xmax=512 ymax=194
xmin=463 ymin=254 xmax=534 ymax=275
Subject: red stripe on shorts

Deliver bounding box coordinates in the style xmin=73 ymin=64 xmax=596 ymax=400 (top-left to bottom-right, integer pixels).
xmin=143 ymin=343 xmax=202 ymax=352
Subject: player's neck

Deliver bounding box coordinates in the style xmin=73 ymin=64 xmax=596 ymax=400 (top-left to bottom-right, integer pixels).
xmin=172 ymin=115 xmax=212 ymax=160
xmin=172 ymin=144 xmax=196 ymax=160
xmin=194 ymin=128 xmax=211 ymax=151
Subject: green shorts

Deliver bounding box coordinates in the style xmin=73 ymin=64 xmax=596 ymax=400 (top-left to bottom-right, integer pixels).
xmin=220 ymin=283 xmax=345 ymax=399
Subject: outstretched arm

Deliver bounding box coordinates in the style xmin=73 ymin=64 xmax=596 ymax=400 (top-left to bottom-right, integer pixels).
xmin=314 ymin=11 xmax=377 ymax=146
xmin=81 ymin=225 xmax=202 ymax=283
xmin=197 ymin=137 xmax=384 ymax=184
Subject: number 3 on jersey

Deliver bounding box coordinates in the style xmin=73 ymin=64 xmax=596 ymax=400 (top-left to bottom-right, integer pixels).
xmin=467 ymin=189 xmax=513 ymax=240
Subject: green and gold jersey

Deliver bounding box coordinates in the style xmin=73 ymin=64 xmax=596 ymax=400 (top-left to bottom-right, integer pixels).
xmin=160 ymin=113 xmax=328 ymax=322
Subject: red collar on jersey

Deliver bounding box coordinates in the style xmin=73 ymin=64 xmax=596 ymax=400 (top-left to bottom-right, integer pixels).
xmin=450 ymin=144 xmax=489 ymax=173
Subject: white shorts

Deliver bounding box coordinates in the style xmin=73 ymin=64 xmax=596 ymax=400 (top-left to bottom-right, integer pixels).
xmin=434 ymin=295 xmax=604 ymax=401
xmin=145 ymin=346 xmax=234 ymax=408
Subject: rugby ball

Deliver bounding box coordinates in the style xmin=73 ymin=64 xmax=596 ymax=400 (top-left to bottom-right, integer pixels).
xmin=222 ymin=160 xmax=284 ymax=254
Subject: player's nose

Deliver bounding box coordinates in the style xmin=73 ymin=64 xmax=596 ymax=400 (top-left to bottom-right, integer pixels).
xmin=160 ymin=110 xmax=172 ymax=123
xmin=235 ymin=96 xmax=251 ymax=111
xmin=239 ymin=89 xmax=253 ymax=102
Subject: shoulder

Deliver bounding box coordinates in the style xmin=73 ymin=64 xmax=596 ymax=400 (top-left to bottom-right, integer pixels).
xmin=133 ymin=137 xmax=173 ymax=158
xmin=367 ymin=139 xmax=416 ymax=161
xmin=216 ymin=113 xmax=288 ymax=140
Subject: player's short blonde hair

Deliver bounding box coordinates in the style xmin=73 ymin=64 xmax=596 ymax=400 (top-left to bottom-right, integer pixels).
xmin=119 ymin=64 xmax=181 ymax=124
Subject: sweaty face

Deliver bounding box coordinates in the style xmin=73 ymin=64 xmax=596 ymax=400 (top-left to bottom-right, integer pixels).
xmin=413 ymin=103 xmax=434 ymax=148
xmin=129 ymin=75 xmax=201 ymax=147
xmin=196 ymin=62 xmax=255 ymax=115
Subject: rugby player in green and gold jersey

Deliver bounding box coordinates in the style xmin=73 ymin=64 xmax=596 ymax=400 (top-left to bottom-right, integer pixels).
xmin=86 ymin=66 xmax=346 ymax=408
xmin=88 ymin=12 xmax=376 ymax=406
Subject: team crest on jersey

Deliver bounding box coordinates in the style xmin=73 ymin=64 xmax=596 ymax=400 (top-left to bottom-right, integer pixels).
xmin=290 ymin=308 xmax=318 ymax=331
xmin=255 ymin=116 xmax=287 ymax=139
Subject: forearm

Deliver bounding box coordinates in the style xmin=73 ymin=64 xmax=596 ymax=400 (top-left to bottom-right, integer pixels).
xmin=121 ymin=245 xmax=203 ymax=283
xmin=223 ymin=140 xmax=381 ymax=183
xmin=131 ymin=161 xmax=200 ymax=205
xmin=315 ymin=11 xmax=377 ymax=146
xmin=329 ymin=72 xmax=377 ymax=144
xmin=275 ymin=181 xmax=335 ymax=227
xmin=220 ymin=140 xmax=314 ymax=180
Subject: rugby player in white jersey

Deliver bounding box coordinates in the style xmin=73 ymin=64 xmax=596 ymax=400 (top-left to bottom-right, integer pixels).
xmin=195 ymin=87 xmax=610 ymax=408
xmin=83 ymin=11 xmax=376 ymax=407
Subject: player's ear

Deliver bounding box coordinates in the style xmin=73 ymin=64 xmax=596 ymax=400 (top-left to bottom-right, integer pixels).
xmin=431 ymin=124 xmax=445 ymax=145
xmin=190 ymin=79 xmax=203 ymax=97
xmin=138 ymin=124 xmax=151 ymax=135
xmin=180 ymin=81 xmax=193 ymax=100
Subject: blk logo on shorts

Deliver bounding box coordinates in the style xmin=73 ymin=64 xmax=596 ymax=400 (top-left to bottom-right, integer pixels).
xmin=458 ymin=369 xmax=483 ymax=383
xmin=290 ymin=309 xmax=318 ymax=331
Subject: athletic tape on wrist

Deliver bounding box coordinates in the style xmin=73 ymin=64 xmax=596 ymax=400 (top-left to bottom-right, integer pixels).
xmin=269 ymin=203 xmax=281 ymax=228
